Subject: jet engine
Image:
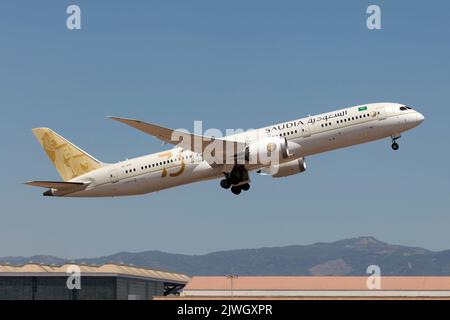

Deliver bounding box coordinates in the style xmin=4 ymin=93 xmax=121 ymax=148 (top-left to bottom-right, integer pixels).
xmin=243 ymin=137 xmax=301 ymax=165
xmin=259 ymin=158 xmax=306 ymax=178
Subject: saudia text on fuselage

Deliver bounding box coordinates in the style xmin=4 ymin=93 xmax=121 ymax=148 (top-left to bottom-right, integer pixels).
xmin=264 ymin=110 xmax=349 ymax=134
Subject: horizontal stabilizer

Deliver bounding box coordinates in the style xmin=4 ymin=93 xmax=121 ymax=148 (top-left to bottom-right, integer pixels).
xmin=25 ymin=181 xmax=86 ymax=189
xmin=25 ymin=181 xmax=88 ymax=196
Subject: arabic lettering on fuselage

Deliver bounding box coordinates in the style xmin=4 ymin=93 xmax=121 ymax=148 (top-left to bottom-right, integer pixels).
xmin=308 ymin=110 xmax=348 ymax=124
xmin=265 ymin=110 xmax=348 ymax=133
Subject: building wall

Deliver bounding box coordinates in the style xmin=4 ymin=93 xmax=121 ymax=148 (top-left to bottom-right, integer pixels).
xmin=35 ymin=277 xmax=74 ymax=300
xmin=0 ymin=277 xmax=33 ymax=300
xmin=0 ymin=276 xmax=167 ymax=300
xmin=76 ymin=277 xmax=116 ymax=300
xmin=147 ymin=281 xmax=164 ymax=299
xmin=116 ymin=277 xmax=128 ymax=300
xmin=116 ymin=277 xmax=165 ymax=300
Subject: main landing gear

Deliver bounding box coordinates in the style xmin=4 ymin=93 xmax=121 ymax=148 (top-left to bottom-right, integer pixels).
xmin=220 ymin=179 xmax=231 ymax=189
xmin=229 ymin=183 xmax=250 ymax=195
xmin=220 ymin=165 xmax=250 ymax=196
xmin=391 ymin=134 xmax=401 ymax=151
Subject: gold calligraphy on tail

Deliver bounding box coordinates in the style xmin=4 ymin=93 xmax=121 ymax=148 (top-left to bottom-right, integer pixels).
xmin=32 ymin=128 xmax=104 ymax=181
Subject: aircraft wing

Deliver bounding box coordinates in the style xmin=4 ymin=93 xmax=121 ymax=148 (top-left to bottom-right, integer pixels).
xmin=109 ymin=116 xmax=246 ymax=164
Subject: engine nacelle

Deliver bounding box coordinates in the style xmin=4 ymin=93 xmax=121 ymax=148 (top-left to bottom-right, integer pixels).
xmin=243 ymin=137 xmax=301 ymax=165
xmin=259 ymin=158 xmax=306 ymax=178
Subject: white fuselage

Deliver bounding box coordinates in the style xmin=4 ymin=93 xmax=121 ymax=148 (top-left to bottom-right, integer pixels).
xmin=65 ymin=103 xmax=424 ymax=197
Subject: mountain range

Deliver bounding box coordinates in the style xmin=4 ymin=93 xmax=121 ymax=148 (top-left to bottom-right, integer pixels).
xmin=1 ymin=237 xmax=450 ymax=276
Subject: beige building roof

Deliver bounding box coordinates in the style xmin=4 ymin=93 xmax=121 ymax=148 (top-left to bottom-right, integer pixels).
xmin=184 ymin=276 xmax=450 ymax=291
xmin=0 ymin=263 xmax=190 ymax=284
xmin=179 ymin=276 xmax=450 ymax=298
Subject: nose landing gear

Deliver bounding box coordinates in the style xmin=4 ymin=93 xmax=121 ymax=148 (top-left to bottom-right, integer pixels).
xmin=391 ymin=134 xmax=401 ymax=151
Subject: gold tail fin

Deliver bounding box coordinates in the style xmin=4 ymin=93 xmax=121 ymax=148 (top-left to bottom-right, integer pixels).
xmin=32 ymin=128 xmax=103 ymax=181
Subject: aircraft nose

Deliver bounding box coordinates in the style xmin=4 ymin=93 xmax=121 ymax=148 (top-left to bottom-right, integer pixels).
xmin=416 ymin=112 xmax=425 ymax=124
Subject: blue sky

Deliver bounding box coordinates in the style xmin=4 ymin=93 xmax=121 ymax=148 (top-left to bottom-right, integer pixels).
xmin=0 ymin=0 xmax=449 ymax=258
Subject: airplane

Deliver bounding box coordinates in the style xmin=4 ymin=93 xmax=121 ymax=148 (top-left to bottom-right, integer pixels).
xmin=25 ymin=102 xmax=424 ymax=197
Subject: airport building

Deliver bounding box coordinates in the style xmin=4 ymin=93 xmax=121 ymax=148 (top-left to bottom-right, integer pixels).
xmin=0 ymin=263 xmax=190 ymax=300
xmin=164 ymin=276 xmax=450 ymax=300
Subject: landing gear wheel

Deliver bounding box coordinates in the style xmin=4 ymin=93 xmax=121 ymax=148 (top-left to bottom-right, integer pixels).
xmin=229 ymin=176 xmax=240 ymax=185
xmin=392 ymin=142 xmax=399 ymax=151
xmin=241 ymin=183 xmax=250 ymax=191
xmin=391 ymin=135 xmax=401 ymax=151
xmin=220 ymin=179 xmax=231 ymax=189
xmin=231 ymin=186 xmax=242 ymax=195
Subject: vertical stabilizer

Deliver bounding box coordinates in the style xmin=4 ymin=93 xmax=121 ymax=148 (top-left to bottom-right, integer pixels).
xmin=32 ymin=128 xmax=103 ymax=181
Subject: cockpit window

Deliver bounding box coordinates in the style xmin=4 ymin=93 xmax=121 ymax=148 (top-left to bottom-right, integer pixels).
xmin=400 ymin=106 xmax=408 ymax=111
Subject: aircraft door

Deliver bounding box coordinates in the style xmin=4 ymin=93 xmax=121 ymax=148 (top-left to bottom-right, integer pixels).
xmin=109 ymin=169 xmax=119 ymax=184
xmin=377 ymin=106 xmax=387 ymax=120
xmin=301 ymin=121 xmax=311 ymax=138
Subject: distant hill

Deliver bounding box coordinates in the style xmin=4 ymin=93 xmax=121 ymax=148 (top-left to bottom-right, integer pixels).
xmin=1 ymin=237 xmax=450 ymax=276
